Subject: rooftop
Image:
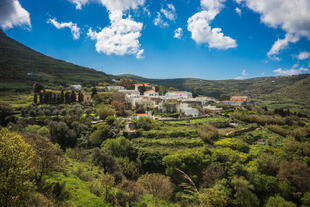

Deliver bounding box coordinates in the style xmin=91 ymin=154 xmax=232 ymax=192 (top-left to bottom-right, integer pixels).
xmin=168 ymin=91 xmax=187 ymax=93
xmin=223 ymin=100 xmax=245 ymax=103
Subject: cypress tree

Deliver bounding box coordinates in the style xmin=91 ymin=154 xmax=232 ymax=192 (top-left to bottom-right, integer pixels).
xmin=71 ymin=91 xmax=76 ymax=103
xmin=60 ymin=90 xmax=65 ymax=104
xmin=33 ymin=94 xmax=37 ymax=105
xmin=78 ymin=91 xmax=84 ymax=103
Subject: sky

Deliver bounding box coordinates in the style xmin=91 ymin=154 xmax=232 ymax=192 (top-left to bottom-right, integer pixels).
xmin=1 ymin=0 xmax=310 ymax=80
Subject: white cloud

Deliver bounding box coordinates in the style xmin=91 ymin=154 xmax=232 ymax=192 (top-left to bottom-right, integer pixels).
xmin=143 ymin=7 xmax=151 ymax=16
xmin=154 ymin=12 xmax=168 ymax=27
xmin=154 ymin=3 xmax=177 ymax=28
xmin=160 ymin=4 xmax=176 ymax=21
xmin=47 ymin=18 xmax=81 ymax=40
xmin=0 ymin=0 xmax=31 ymax=29
xmin=187 ymin=10 xmax=237 ymax=50
xmin=295 ymin=51 xmax=310 ymax=60
xmin=292 ymin=63 xmax=299 ymax=68
xmin=174 ymin=28 xmax=183 ymax=39
xmin=201 ymin=0 xmax=226 ymax=13
xmin=69 ymin=0 xmax=145 ymax=11
xmin=235 ymin=0 xmax=310 ymax=59
xmin=273 ymin=66 xmax=309 ymax=76
xmin=69 ymin=0 xmax=88 ymax=10
xmin=235 ymin=7 xmax=241 ymax=16
xmin=267 ymin=33 xmax=299 ymax=60
xmin=235 ymin=69 xmax=248 ymax=79
xmin=87 ymin=10 xmax=143 ymax=58
xmin=136 ymin=49 xmax=144 ymax=59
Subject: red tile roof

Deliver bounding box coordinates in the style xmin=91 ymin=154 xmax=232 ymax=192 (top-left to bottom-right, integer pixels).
xmin=136 ymin=113 xmax=148 ymax=116
xmin=145 ymin=90 xmax=155 ymax=93
xmin=135 ymin=83 xmax=150 ymax=86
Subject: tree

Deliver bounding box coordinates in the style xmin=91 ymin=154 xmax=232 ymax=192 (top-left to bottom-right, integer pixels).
xmin=91 ymin=87 xmax=97 ymax=98
xmin=120 ymin=78 xmax=134 ymax=90
xmin=231 ymin=176 xmax=259 ymax=207
xmin=23 ymin=133 xmax=63 ymax=184
xmin=71 ymin=90 xmax=76 ymax=103
xmin=264 ymin=195 xmax=296 ymax=207
xmin=78 ymin=91 xmax=84 ymax=103
xmin=0 ymin=102 xmax=13 ymax=126
xmin=89 ymin=124 xmax=116 ymax=147
xmin=0 ymin=129 xmax=35 ymax=207
xmin=33 ymin=83 xmax=44 ymax=94
xmin=101 ymin=137 xmax=133 ymax=158
xmin=138 ymin=173 xmax=174 ymax=201
xmin=199 ymin=182 xmax=229 ymax=207
xmin=60 ymin=90 xmax=65 ymax=104
xmin=111 ymin=100 xmax=126 ymax=116
xmin=277 ymin=160 xmax=310 ymax=192
xmin=97 ymin=104 xmax=116 ymax=120
xmin=33 ymin=94 xmax=38 ymax=105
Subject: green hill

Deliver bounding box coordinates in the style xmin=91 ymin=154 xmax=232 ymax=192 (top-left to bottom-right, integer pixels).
xmin=0 ymin=29 xmax=111 ymax=92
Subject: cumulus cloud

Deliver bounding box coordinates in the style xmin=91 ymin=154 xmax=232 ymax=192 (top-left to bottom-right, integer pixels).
xmin=295 ymin=51 xmax=310 ymax=60
xmin=201 ymin=0 xmax=225 ymax=13
xmin=234 ymin=69 xmax=248 ymax=79
xmin=187 ymin=10 xmax=237 ymax=50
xmin=273 ymin=66 xmax=309 ymax=76
xmin=235 ymin=0 xmax=310 ymax=59
xmin=154 ymin=12 xmax=168 ymax=27
xmin=87 ymin=10 xmax=143 ymax=58
xmin=235 ymin=7 xmax=241 ymax=16
xmin=267 ymin=33 xmax=299 ymax=60
xmin=69 ymin=0 xmax=145 ymax=11
xmin=174 ymin=28 xmax=183 ymax=39
xmin=69 ymin=0 xmax=145 ymax=58
xmin=160 ymin=4 xmax=176 ymax=21
xmin=47 ymin=18 xmax=80 ymax=40
xmin=0 ymin=0 xmax=31 ymax=29
xmin=154 ymin=3 xmax=176 ymax=28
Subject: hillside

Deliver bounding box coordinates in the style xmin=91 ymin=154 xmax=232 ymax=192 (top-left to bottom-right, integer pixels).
xmin=119 ymin=74 xmax=310 ymax=114
xmin=0 ymin=29 xmax=111 ymax=92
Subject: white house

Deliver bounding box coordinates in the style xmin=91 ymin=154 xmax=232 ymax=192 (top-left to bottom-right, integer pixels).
xmin=144 ymin=90 xmax=159 ymax=97
xmin=71 ymin=84 xmax=82 ymax=91
xmin=180 ymin=103 xmax=199 ymax=117
xmin=165 ymin=91 xmax=192 ymax=99
xmin=106 ymin=86 xmax=125 ymax=91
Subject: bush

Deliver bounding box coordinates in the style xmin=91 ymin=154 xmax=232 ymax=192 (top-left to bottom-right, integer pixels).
xmin=138 ymin=173 xmax=174 ymax=201
xmin=198 ymin=123 xmax=219 ymax=144
xmin=101 ymin=137 xmax=134 ymax=158
xmin=133 ymin=117 xmax=157 ymax=131
xmin=89 ymin=124 xmax=116 ymax=147
xmin=97 ymin=104 xmax=115 ymax=120
xmin=264 ymin=195 xmax=296 ymax=207
xmin=0 ymin=129 xmax=35 ymax=207
xmin=92 ymin=148 xmax=123 ymax=183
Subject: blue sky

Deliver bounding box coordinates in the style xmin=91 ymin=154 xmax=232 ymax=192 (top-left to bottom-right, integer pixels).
xmin=1 ymin=0 xmax=310 ymax=80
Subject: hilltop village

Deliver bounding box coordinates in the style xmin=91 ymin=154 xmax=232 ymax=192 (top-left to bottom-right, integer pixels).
xmin=69 ymin=82 xmax=251 ymax=120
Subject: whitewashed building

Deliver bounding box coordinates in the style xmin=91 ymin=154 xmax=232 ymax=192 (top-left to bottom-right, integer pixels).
xmin=165 ymin=91 xmax=193 ymax=99
xmin=144 ymin=90 xmax=159 ymax=97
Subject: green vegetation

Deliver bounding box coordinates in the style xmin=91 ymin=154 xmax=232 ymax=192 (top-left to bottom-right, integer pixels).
xmin=1 ymin=30 xmax=310 ymax=206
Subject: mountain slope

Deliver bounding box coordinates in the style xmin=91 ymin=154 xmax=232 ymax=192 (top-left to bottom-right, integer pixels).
xmin=0 ymin=29 xmax=111 ymax=91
